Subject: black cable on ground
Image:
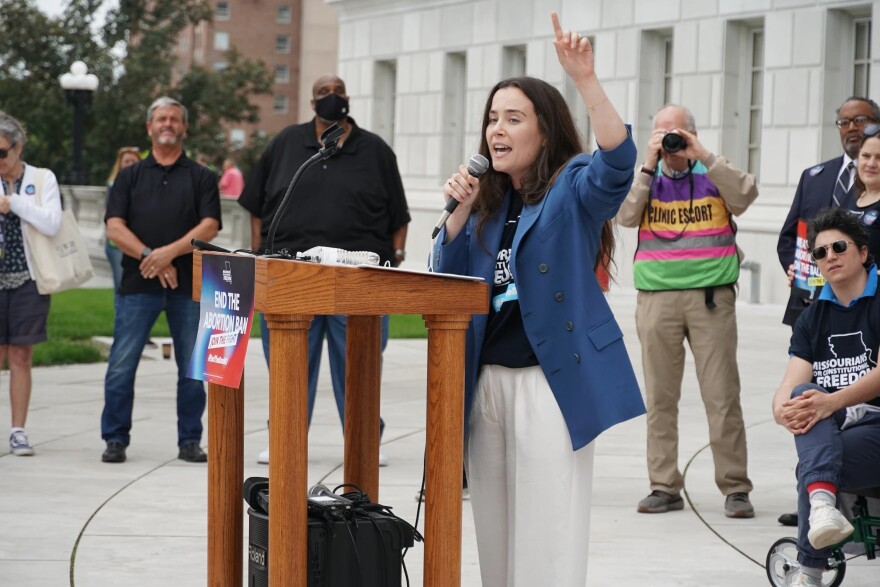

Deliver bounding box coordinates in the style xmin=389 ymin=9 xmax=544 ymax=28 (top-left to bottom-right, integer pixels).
xmin=69 ymin=457 xmax=180 ymax=586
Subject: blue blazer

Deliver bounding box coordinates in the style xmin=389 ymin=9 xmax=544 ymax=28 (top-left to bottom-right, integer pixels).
xmin=432 ymin=133 xmax=646 ymax=450
xmin=777 ymin=156 xmax=845 ymax=325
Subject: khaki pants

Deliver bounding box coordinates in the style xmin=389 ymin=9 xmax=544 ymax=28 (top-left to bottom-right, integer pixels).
xmin=635 ymin=287 xmax=752 ymax=495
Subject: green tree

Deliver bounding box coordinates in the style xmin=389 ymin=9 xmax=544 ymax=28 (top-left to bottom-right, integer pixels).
xmin=0 ymin=0 xmax=273 ymax=185
xmin=177 ymin=48 xmax=274 ymax=162
xmin=232 ymin=130 xmax=274 ymax=180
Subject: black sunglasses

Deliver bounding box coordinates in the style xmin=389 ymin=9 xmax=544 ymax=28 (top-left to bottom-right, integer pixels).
xmin=0 ymin=144 xmax=15 ymax=159
xmin=811 ymin=239 xmax=855 ymax=261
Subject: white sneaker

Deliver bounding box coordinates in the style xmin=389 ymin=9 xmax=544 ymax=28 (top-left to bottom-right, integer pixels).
xmin=378 ymin=451 xmax=389 ymax=467
xmin=808 ymin=503 xmax=854 ymax=549
xmin=9 ymin=430 xmax=35 ymax=456
xmin=257 ymin=447 xmax=269 ymax=464
xmin=787 ymin=570 xmax=822 ymax=587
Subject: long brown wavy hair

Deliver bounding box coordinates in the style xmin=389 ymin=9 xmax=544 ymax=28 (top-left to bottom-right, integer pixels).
xmin=473 ymin=76 xmax=616 ymax=276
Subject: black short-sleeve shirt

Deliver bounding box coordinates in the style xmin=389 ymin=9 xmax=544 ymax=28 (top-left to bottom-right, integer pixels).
xmin=106 ymin=152 xmax=222 ymax=296
xmin=238 ymin=118 xmax=410 ymax=264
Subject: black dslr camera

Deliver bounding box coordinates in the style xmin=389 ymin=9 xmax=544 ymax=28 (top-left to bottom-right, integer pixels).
xmin=662 ymin=132 xmax=686 ymax=154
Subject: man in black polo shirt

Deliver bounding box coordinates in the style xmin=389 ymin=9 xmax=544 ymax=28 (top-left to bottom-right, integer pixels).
xmin=101 ymin=96 xmax=222 ymax=464
xmin=239 ymin=75 xmax=410 ymax=464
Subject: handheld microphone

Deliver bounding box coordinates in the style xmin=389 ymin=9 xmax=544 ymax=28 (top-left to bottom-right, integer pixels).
xmin=431 ymin=154 xmax=490 ymax=239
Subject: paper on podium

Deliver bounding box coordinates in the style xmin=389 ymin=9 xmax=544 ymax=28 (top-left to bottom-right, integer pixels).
xmin=354 ymin=264 xmax=484 ymax=282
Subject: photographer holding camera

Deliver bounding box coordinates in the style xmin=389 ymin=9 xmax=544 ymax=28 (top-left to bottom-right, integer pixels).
xmin=617 ymin=104 xmax=759 ymax=518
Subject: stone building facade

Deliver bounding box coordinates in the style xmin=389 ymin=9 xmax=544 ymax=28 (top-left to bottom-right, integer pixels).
xmin=327 ymin=0 xmax=880 ymax=305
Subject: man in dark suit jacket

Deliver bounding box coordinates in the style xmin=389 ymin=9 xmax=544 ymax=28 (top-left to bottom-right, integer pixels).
xmin=778 ymin=97 xmax=880 ymax=326
xmin=775 ymin=96 xmax=880 ymax=527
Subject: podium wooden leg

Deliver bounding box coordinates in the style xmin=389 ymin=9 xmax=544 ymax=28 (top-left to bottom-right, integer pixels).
xmin=344 ymin=315 xmax=382 ymax=502
xmin=207 ymin=377 xmax=244 ymax=587
xmin=266 ymin=314 xmax=312 ymax=587
xmin=424 ymin=314 xmax=470 ymax=587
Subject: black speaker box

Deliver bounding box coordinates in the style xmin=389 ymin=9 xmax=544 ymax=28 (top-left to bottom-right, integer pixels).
xmin=246 ymin=481 xmax=415 ymax=587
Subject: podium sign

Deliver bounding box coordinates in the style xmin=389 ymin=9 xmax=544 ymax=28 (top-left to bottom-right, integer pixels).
xmin=187 ymin=254 xmax=255 ymax=389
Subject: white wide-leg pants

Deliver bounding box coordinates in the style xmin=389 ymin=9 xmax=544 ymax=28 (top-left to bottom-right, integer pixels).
xmin=467 ymin=364 xmax=595 ymax=587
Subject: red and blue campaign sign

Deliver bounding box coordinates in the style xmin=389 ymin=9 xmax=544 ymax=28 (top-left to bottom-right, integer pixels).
xmin=187 ymin=254 xmax=255 ymax=389
xmin=792 ymin=218 xmax=825 ymax=300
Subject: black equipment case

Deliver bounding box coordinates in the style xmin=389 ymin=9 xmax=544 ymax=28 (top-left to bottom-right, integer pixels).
xmin=244 ymin=477 xmax=417 ymax=587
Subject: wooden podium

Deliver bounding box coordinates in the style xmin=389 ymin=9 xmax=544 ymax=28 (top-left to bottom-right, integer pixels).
xmin=193 ymin=252 xmax=488 ymax=586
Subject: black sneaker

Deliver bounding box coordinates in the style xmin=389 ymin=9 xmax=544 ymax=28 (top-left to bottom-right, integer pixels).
xmin=178 ymin=443 xmax=207 ymax=463
xmin=102 ymin=442 xmax=127 ymax=463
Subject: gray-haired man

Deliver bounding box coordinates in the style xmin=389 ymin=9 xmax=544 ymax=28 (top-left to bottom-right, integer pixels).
xmin=101 ymin=97 xmax=222 ymax=463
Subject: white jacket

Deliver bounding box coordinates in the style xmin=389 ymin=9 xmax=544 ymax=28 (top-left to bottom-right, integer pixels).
xmin=1 ymin=164 xmax=63 ymax=279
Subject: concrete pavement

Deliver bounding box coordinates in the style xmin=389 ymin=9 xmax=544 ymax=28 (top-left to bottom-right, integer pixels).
xmin=0 ymin=287 xmax=877 ymax=586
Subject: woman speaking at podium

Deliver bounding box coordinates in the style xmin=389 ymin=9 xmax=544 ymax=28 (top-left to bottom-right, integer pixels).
xmin=430 ymin=12 xmax=645 ymax=587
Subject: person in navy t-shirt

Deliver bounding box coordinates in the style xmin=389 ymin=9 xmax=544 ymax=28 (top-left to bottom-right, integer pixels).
xmin=772 ymin=207 xmax=880 ymax=587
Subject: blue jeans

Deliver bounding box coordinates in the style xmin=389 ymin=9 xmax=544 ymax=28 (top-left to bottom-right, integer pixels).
xmin=102 ymin=290 xmax=205 ymax=447
xmin=791 ymin=383 xmax=880 ymax=568
xmin=104 ymin=241 xmax=123 ymax=292
xmin=260 ymin=313 xmax=387 ymax=435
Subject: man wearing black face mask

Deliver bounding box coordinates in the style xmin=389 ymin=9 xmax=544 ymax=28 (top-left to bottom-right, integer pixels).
xmin=238 ymin=75 xmax=410 ymax=465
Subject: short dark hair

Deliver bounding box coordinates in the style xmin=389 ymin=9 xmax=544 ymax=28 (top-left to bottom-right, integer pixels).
xmin=837 ymin=96 xmax=880 ymax=121
xmin=807 ymin=207 xmax=873 ymax=268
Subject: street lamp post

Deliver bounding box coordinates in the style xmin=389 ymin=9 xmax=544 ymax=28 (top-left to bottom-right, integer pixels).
xmin=59 ymin=61 xmax=99 ymax=185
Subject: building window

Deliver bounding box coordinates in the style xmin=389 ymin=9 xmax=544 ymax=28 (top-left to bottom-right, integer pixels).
xmin=662 ymin=36 xmax=673 ymax=104
xmin=230 ymin=128 xmax=246 ymax=147
xmin=747 ymin=29 xmax=764 ymax=177
xmin=277 ymin=6 xmax=291 ymax=24
xmin=215 ymin=1 xmax=230 ymax=20
xmin=854 ymin=18 xmax=871 ymax=97
xmin=276 ymin=35 xmax=290 ymax=54
xmin=372 ymin=60 xmax=397 ymax=147
xmin=214 ymin=31 xmax=229 ymax=51
xmin=179 ymin=36 xmax=189 ymax=52
xmin=273 ymin=95 xmax=289 ymax=114
xmin=214 ymin=61 xmax=227 ymax=72
xmin=215 ymin=1 xmax=229 ymax=20
xmin=275 ymin=65 xmax=289 ymax=84
xmin=637 ymin=29 xmax=674 ymax=147
xmin=502 ymin=45 xmax=527 ymax=78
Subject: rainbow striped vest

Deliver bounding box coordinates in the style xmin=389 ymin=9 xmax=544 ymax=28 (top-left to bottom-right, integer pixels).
xmin=633 ymin=162 xmax=739 ymax=291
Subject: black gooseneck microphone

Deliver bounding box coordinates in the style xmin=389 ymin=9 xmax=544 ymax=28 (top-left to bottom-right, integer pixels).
xmin=431 ymin=153 xmax=490 ymax=239
xmin=264 ymin=122 xmax=345 ymax=256
xmin=191 ymin=239 xmax=230 ymax=253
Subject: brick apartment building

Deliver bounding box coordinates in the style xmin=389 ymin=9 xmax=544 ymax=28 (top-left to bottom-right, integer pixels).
xmin=174 ymin=0 xmax=338 ymax=146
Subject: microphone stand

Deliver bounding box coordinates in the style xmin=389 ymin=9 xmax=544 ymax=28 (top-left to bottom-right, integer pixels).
xmin=264 ymin=123 xmax=345 ymax=256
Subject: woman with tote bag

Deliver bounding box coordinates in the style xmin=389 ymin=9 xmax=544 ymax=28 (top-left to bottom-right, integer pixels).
xmin=0 ymin=111 xmax=62 ymax=456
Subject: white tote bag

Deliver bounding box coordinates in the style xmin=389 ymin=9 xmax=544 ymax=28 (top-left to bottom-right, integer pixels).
xmin=21 ymin=169 xmax=94 ymax=294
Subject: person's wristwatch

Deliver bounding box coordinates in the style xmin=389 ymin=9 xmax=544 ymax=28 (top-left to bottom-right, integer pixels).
xmin=640 ymin=165 xmax=656 ymax=177
xmin=141 ymin=246 xmax=152 ymax=260
xmin=394 ymin=248 xmax=406 ymax=261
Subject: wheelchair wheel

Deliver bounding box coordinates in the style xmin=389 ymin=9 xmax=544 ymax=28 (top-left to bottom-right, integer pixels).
xmin=765 ymin=537 xmax=846 ymax=587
